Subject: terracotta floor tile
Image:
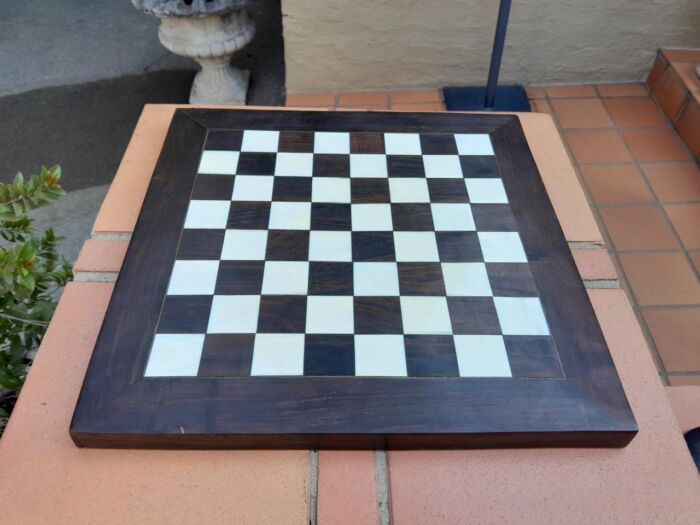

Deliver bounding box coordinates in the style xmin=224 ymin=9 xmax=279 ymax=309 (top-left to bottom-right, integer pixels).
xmin=391 ymin=102 xmax=445 ymax=112
xmin=571 ymin=248 xmax=618 ymax=281
xmin=580 ymin=165 xmax=654 ymax=204
xmin=643 ymin=307 xmax=700 ymax=372
xmin=690 ymin=252 xmax=700 ymax=274
xmin=338 ymin=91 xmax=389 ymax=106
xmin=618 ymin=252 xmax=700 ymax=305
xmin=390 ymin=90 xmax=442 ymax=104
xmin=675 ymin=97 xmax=700 ymax=158
xmin=318 ymin=451 xmax=378 ymax=525
xmin=668 ymin=375 xmax=700 ymax=386
xmin=285 ymin=92 xmax=336 ymax=107
xmin=595 ymin=83 xmax=648 ymax=97
xmin=564 ymin=129 xmax=633 ymax=164
xmin=642 ymin=162 xmax=700 ymax=202
xmin=653 ymin=68 xmax=688 ymax=121
xmin=600 ymin=206 xmax=679 ymax=251
xmin=661 ymin=49 xmax=700 ymax=62
xmin=525 ymin=85 xmax=546 ymax=99
xmin=545 ymin=85 xmax=597 ymax=98
xmin=622 ymin=128 xmax=690 ymax=162
xmin=530 ymin=98 xmax=553 ymax=115
xmin=647 ymin=55 xmax=668 ymax=92
xmin=551 ymin=98 xmax=613 ymax=129
xmin=603 ymin=97 xmax=668 ymax=127
xmin=671 ymin=62 xmax=700 ymax=92
xmin=665 ymin=203 xmax=700 ymax=249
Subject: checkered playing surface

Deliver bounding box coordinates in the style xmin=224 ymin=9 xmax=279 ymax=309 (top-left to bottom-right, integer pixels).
xmin=144 ymin=130 xmax=560 ymax=379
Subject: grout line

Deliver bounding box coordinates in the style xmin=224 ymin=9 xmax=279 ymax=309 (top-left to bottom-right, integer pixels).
xmin=667 ymin=371 xmax=700 ymax=377
xmin=91 ymin=232 xmax=132 ymax=241
xmin=583 ymin=279 xmax=619 ymax=289
xmin=568 ymin=241 xmax=606 ymax=249
xmin=639 ymin=303 xmax=700 ymax=310
xmin=73 ymin=271 xmax=118 ymax=283
xmin=308 ymin=450 xmax=319 ymax=525
xmin=375 ymin=450 xmax=392 ymax=525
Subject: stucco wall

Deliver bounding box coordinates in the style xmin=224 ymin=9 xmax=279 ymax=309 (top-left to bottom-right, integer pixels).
xmin=281 ymin=0 xmax=700 ymax=92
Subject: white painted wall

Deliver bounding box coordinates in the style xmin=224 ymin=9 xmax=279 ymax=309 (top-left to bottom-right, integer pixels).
xmin=282 ymin=0 xmax=700 ymax=92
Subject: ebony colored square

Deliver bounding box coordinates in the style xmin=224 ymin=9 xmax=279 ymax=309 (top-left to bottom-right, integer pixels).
xmin=304 ymin=335 xmax=355 ymax=376
xmin=386 ymin=156 xmax=425 ymax=178
xmin=236 ymin=152 xmax=277 ymax=175
xmin=257 ymin=295 xmax=307 ymax=333
xmin=504 ymin=336 xmax=563 ymax=378
xmin=391 ymin=204 xmax=434 ymax=231
xmin=471 ymin=204 xmax=517 ymax=231
xmin=204 ymin=130 xmax=243 ymax=151
xmin=313 ymin=154 xmax=350 ymax=177
xmin=227 ymin=202 xmax=271 ymax=229
xmin=266 ymin=230 xmax=310 ymax=261
xmin=350 ymin=132 xmax=385 ymax=154
xmin=157 ymin=295 xmax=212 ymax=334
xmin=404 ymin=335 xmax=459 ymax=377
xmin=351 ymin=178 xmax=390 ymax=203
xmin=354 ymin=297 xmax=403 ymax=334
xmin=177 ymin=230 xmax=225 ymax=260
xmin=486 ymin=263 xmax=539 ymax=296
xmin=419 ymin=133 xmax=458 ymax=155
xmin=427 ymin=179 xmax=470 ymax=203
xmin=279 ymin=131 xmax=314 ymax=153
xmin=191 ymin=174 xmax=235 ymax=200
xmin=436 ymin=232 xmax=483 ymax=262
xmin=198 ymin=334 xmax=255 ymax=377
xmin=459 ymin=156 xmax=500 ymax=178
xmin=447 ymin=297 xmax=501 ymax=335
xmin=398 ymin=263 xmax=446 ymax=295
xmin=273 ymin=176 xmax=312 ymax=201
xmin=215 ymin=261 xmax=265 ymax=294
xmin=352 ymin=232 xmax=396 ymax=262
xmin=309 ymin=262 xmax=354 ymax=295
xmin=311 ymin=203 xmax=352 ymax=230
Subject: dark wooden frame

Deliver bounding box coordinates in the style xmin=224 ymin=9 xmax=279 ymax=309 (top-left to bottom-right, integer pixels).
xmin=70 ymin=109 xmax=637 ymax=449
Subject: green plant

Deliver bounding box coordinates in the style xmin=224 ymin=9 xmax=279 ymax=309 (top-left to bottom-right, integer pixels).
xmin=0 ymin=166 xmax=72 ymax=436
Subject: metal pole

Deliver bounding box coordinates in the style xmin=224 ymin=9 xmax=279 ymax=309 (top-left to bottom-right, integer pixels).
xmin=484 ymin=0 xmax=512 ymax=109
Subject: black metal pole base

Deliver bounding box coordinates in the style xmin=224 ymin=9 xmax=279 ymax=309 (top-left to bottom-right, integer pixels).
xmin=443 ymin=85 xmax=530 ymax=112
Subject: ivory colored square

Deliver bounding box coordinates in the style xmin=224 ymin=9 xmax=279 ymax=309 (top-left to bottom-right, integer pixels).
xmin=494 ymin=297 xmax=550 ymax=335
xmin=314 ymin=132 xmax=350 ymax=154
xmin=312 ymin=177 xmax=351 ymax=203
xmin=350 ymin=154 xmax=388 ymax=178
xmin=145 ymin=334 xmax=205 ymax=377
xmin=454 ymin=335 xmax=512 ymax=377
xmin=184 ymin=200 xmax=230 ymax=229
xmin=274 ymin=153 xmax=314 ymax=177
xmin=431 ymin=203 xmax=476 ymax=231
xmin=384 ymin=133 xmax=422 ymax=155
xmin=441 ymin=263 xmax=492 ymax=296
xmin=231 ymin=175 xmax=274 ymax=201
xmin=389 ymin=178 xmax=430 ymax=203
xmin=167 ymin=260 xmax=219 ymax=295
xmin=198 ymin=150 xmax=239 ymax=175
xmin=207 ymin=295 xmax=261 ymax=334
xmin=454 ymin=134 xmax=494 ymax=155
xmin=423 ymin=155 xmax=463 ymax=178
xmin=306 ymin=296 xmax=355 ymax=334
xmin=251 ymin=334 xmax=305 ymax=376
xmin=478 ymin=232 xmax=527 ymax=263
xmin=241 ymin=130 xmax=279 ymax=152
xmin=354 ymin=335 xmax=407 ymax=376
xmin=220 ymin=229 xmax=268 ymax=260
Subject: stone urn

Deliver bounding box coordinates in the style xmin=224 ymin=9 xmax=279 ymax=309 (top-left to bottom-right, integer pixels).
xmin=132 ymin=0 xmax=255 ymax=105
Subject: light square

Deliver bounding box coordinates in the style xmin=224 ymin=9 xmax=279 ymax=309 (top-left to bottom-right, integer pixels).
xmin=394 ymin=232 xmax=439 ymax=262
xmin=198 ymin=150 xmax=239 ymax=175
xmin=354 ymin=335 xmax=407 ymax=376
xmin=220 ymin=229 xmax=268 ymax=260
xmin=423 ymin=155 xmax=463 ymax=178
xmin=262 ymin=261 xmax=309 ymax=294
xmin=274 ymin=152 xmax=314 ymax=177
xmin=431 ymin=203 xmax=475 ymax=231
xmin=465 ymin=179 xmax=508 ymax=203
xmin=184 ymin=200 xmax=230 ymax=229
xmin=167 ymin=260 xmax=219 ymax=295
xmin=306 ymin=296 xmax=354 ymax=334
xmin=351 ymin=203 xmax=393 ymax=231
xmin=309 ymin=231 xmax=352 ymax=262
xmin=145 ymin=334 xmax=205 ymax=377
xmin=400 ymin=296 xmax=452 ymax=334
xmin=269 ymin=202 xmax=311 ymax=230
xmin=251 ymin=334 xmax=305 ymax=376
xmin=207 ymin=295 xmax=261 ymax=334
xmin=231 ymin=175 xmax=274 ymax=201
xmin=389 ymin=178 xmax=430 ymax=203
xmin=454 ymin=134 xmax=495 ymax=155
xmin=350 ymin=154 xmax=388 ymax=178
xmin=454 ymin=335 xmax=512 ymax=377
xmin=478 ymin=232 xmax=527 ymax=263
xmin=494 ymin=297 xmax=550 ymax=336
xmin=314 ymin=132 xmax=350 ymax=154
xmin=442 ymin=263 xmax=493 ymax=296
xmin=241 ymin=130 xmax=279 ymax=152
xmin=312 ymin=177 xmax=351 ymax=203
xmin=384 ymin=133 xmax=422 ymax=155
xmin=354 ymin=262 xmax=400 ymax=296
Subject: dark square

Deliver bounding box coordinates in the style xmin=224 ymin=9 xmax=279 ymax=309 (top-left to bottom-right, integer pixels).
xmin=227 ymin=202 xmax=271 ymax=229
xmin=419 ymin=133 xmax=458 ymax=155
xmin=157 ymin=295 xmax=212 ymax=334
xmin=351 ymin=179 xmax=390 ymax=203
xmin=350 ymin=132 xmax=385 ymax=153
xmin=311 ymin=203 xmax=352 ymax=230
xmin=472 ymin=204 xmax=517 ymax=231
xmin=486 ymin=263 xmax=539 ymax=296
xmin=352 ymin=232 xmax=396 ymax=262
xmin=436 ymin=232 xmax=483 ymax=262
xmin=266 ymin=230 xmax=309 ymax=261
xmin=273 ymin=176 xmax=312 ymax=201
xmin=215 ymin=261 xmax=264 ymax=294
xmin=204 ymin=130 xmax=243 ymax=151
xmin=309 ymin=262 xmax=353 ymax=295
xmin=391 ymin=204 xmax=434 ymax=231
xmin=386 ymin=156 xmax=425 ymax=178
xmin=304 ymin=335 xmax=355 ymax=376
xmin=177 ymin=230 xmax=224 ymax=260
xmin=198 ymin=334 xmax=254 ymax=377
xmin=354 ymin=297 xmax=403 ymax=334
xmin=279 ymin=131 xmax=314 ymax=153
xmin=313 ymin=154 xmax=350 ymax=177
xmin=257 ymin=296 xmax=307 ymax=333
xmin=404 ymin=335 xmax=459 ymax=377
xmin=447 ymin=297 xmax=501 ymax=335
xmin=504 ymin=336 xmax=563 ymax=378
xmin=237 ymin=153 xmax=277 ymax=175
xmin=427 ymin=179 xmax=469 ymax=203
xmin=460 ymin=156 xmax=500 ymax=178
xmin=398 ymin=263 xmax=446 ymax=295
xmin=191 ymin=174 xmax=234 ymax=200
